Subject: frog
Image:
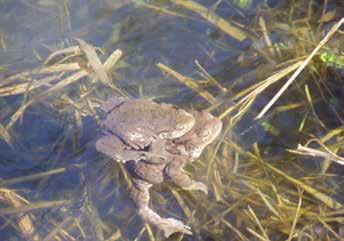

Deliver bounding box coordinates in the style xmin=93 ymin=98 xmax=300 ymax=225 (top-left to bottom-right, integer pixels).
xmin=99 ymin=97 xmax=196 ymax=150
xmin=96 ymin=109 xmax=222 ymax=238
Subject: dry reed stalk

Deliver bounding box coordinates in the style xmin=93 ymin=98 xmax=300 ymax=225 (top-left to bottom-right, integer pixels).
xmin=156 ymin=63 xmax=218 ymax=105
xmin=0 ymin=188 xmax=39 ymax=240
xmin=171 ymin=0 xmax=247 ymax=41
xmin=256 ymin=18 xmax=344 ymax=119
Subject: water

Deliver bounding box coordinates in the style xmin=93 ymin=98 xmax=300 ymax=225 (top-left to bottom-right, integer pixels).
xmin=1 ymin=0 xmax=343 ymax=240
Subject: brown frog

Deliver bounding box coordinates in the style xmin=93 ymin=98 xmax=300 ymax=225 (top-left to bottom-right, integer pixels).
xmin=96 ymin=109 xmax=222 ymax=238
xmin=99 ymin=97 xmax=196 ymax=150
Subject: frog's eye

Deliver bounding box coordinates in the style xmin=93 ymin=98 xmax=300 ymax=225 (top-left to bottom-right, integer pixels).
xmin=199 ymin=129 xmax=210 ymax=137
xmin=176 ymin=123 xmax=186 ymax=131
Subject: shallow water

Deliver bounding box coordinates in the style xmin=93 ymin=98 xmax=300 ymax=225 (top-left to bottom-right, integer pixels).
xmin=1 ymin=0 xmax=343 ymax=241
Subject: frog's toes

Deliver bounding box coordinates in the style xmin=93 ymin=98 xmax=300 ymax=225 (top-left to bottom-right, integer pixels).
xmin=125 ymin=139 xmax=143 ymax=150
xmin=158 ymin=218 xmax=192 ymax=238
xmin=125 ymin=135 xmax=151 ymax=150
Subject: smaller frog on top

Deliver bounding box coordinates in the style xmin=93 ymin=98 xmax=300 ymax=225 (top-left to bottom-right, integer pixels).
xmin=99 ymin=97 xmax=196 ymax=150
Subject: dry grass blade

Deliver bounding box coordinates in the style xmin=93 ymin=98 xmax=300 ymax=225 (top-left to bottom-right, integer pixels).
xmin=1 ymin=63 xmax=81 ymax=87
xmin=75 ymin=38 xmax=126 ymax=96
xmin=255 ymin=188 xmax=281 ymax=219
xmin=258 ymin=16 xmax=279 ymax=58
xmin=220 ymin=217 xmax=248 ymax=241
xmin=75 ymin=38 xmax=112 ymax=85
xmin=320 ymin=127 xmax=344 ymax=143
xmin=206 ymin=122 xmax=229 ymax=179
xmin=144 ymin=224 xmax=155 ymax=241
xmin=274 ymin=102 xmax=304 ymax=113
xmin=318 ymin=217 xmax=342 ymax=240
xmin=212 ymin=167 xmax=223 ymax=201
xmin=246 ymin=228 xmax=269 ymax=241
xmin=265 ymin=162 xmax=343 ymax=209
xmin=286 ymin=190 xmax=302 ymax=241
xmin=7 ymin=99 xmax=37 ymax=130
xmin=44 ymin=46 xmax=81 ymax=65
xmin=103 ymin=49 xmax=123 ymax=69
xmin=233 ymin=61 xmax=302 ymax=102
xmin=134 ymin=226 xmax=147 ymax=241
xmin=0 ymin=200 xmax=67 ymax=215
xmin=195 ymin=60 xmax=227 ymax=93
xmin=6 ymin=70 xmax=87 ymax=129
xmin=50 ymin=219 xmax=77 ymax=241
xmin=7 ymin=48 xmax=123 ymax=129
xmin=0 ymin=74 xmax=62 ymax=97
xmin=42 ymin=217 xmax=73 ymax=241
xmin=169 ymin=187 xmax=191 ymax=218
xmin=289 ymin=144 xmax=344 ymax=165
xmin=105 ymin=228 xmax=121 ymax=241
xmin=137 ymin=1 xmax=189 ymax=18
xmin=171 ymin=0 xmax=247 ymax=41
xmin=0 ymin=121 xmax=12 ymax=146
xmin=256 ymin=18 xmax=344 ymax=119
xmin=234 ymin=61 xmax=303 ymax=104
xmin=0 ymin=188 xmax=38 ymax=240
xmin=156 ymin=63 xmax=218 ymax=105
xmin=0 ymin=167 xmax=68 ymax=186
xmin=219 ymin=60 xmax=303 ymax=119
xmin=246 ymin=206 xmax=271 ymax=241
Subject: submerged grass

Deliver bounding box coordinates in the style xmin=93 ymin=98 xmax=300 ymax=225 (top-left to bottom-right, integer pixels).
xmin=0 ymin=0 xmax=344 ymax=240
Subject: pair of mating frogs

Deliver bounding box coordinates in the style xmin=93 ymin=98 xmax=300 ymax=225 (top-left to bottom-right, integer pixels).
xmin=95 ymin=97 xmax=222 ymax=238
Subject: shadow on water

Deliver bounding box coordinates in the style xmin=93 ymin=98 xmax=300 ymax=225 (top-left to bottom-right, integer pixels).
xmin=1 ymin=0 xmax=344 ymax=240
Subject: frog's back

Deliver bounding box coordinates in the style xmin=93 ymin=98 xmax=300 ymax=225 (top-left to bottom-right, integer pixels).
xmin=102 ymin=99 xmax=178 ymax=133
xmin=100 ymin=96 xmax=129 ymax=113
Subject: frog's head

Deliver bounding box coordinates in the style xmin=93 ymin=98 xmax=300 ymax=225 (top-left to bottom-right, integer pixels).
xmin=159 ymin=109 xmax=195 ymax=139
xmin=174 ymin=110 xmax=222 ymax=158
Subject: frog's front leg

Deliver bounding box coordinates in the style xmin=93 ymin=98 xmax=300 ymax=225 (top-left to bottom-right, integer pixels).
xmin=147 ymin=138 xmax=173 ymax=164
xmin=167 ymin=159 xmax=208 ymax=195
xmin=130 ymin=179 xmax=192 ymax=238
xmin=120 ymin=126 xmax=156 ymax=150
xmin=95 ymin=134 xmax=149 ymax=162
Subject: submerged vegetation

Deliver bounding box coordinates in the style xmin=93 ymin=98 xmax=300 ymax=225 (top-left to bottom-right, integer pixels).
xmin=0 ymin=0 xmax=344 ymax=240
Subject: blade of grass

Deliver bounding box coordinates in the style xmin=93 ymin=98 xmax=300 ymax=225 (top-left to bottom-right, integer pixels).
xmin=0 ymin=200 xmax=67 ymax=215
xmin=286 ymin=190 xmax=303 ymax=241
xmin=265 ymin=162 xmax=343 ymax=209
xmin=0 ymin=167 xmax=69 ymax=186
xmin=171 ymin=0 xmax=247 ymax=41
xmin=247 ymin=205 xmax=271 ymax=241
xmin=6 ymin=49 xmax=124 ymax=129
xmin=0 ymin=121 xmax=12 ymax=146
xmin=256 ymin=18 xmax=344 ymax=119
xmin=156 ymin=63 xmax=218 ymax=105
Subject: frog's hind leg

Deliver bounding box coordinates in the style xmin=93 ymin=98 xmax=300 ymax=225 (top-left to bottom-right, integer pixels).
xmin=167 ymin=160 xmax=208 ymax=195
xmin=95 ymin=134 xmax=148 ymax=162
xmin=130 ymin=179 xmax=192 ymax=238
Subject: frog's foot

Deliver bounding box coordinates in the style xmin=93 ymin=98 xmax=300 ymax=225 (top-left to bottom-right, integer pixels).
xmin=138 ymin=206 xmax=192 ymax=238
xmin=183 ymin=181 xmax=208 ymax=195
xmin=158 ymin=217 xmax=193 ymax=238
